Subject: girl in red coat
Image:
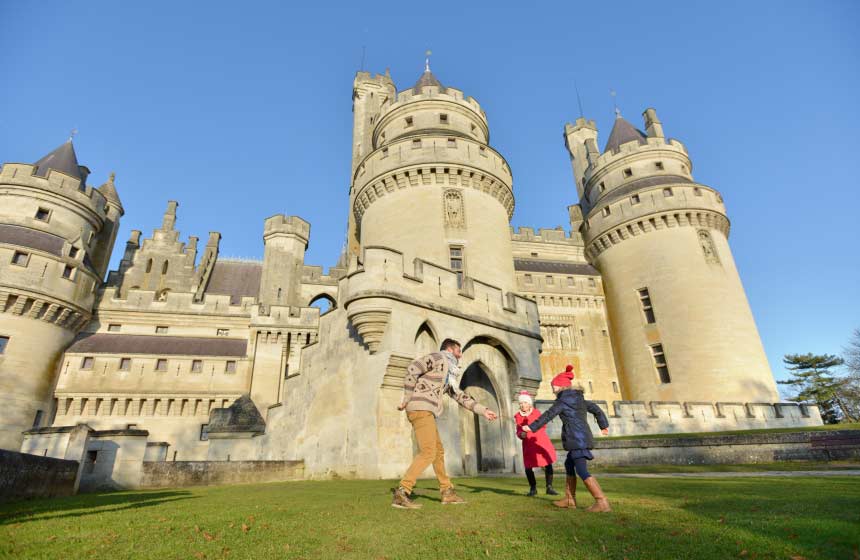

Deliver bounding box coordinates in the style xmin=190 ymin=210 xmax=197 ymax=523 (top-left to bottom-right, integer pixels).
xmin=515 ymin=390 xmax=558 ymax=496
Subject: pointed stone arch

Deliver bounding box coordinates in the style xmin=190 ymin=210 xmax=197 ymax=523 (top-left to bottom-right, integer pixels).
xmin=414 ymin=320 xmax=438 ymax=356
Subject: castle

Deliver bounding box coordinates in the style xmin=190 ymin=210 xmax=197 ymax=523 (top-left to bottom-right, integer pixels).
xmin=1 ymin=66 xmax=821 ymax=484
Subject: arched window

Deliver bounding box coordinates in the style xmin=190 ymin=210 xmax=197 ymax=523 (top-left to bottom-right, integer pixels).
xmin=145 ymin=259 xmax=153 ymax=273
xmin=161 ymin=260 xmax=169 ymax=275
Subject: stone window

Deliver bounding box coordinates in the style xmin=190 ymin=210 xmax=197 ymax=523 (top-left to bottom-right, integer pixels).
xmin=588 ymin=278 xmax=596 ymax=288
xmin=638 ymin=288 xmax=656 ymax=324
xmin=405 ymin=116 xmax=413 ymax=127
xmin=69 ymin=246 xmax=79 ymax=258
xmin=479 ymin=146 xmax=487 ymax=156
xmin=119 ymin=358 xmax=131 ymax=371
xmin=470 ymin=124 xmax=477 ymax=135
xmin=412 ymin=138 xmax=421 ymax=149
xmin=155 ymin=359 xmax=168 ymax=372
xmin=161 ymin=261 xmax=169 ymax=275
xmin=580 ymin=328 xmax=585 ymax=337
xmin=439 ymin=113 xmax=448 ymax=124
xmin=623 ymin=168 xmax=633 ymax=178
xmin=631 ymin=194 xmax=640 ymax=205
xmin=35 ymin=207 xmax=51 ymax=222
xmin=524 ymin=274 xmax=533 ymax=283
xmin=217 ymin=328 xmax=229 ymax=336
xmin=11 ymin=251 xmax=29 ymax=267
xmin=663 ymin=187 xmax=673 ymax=197
xmin=651 ymin=343 xmax=671 ymax=383
xmin=155 ymin=326 xmax=168 ymax=334
xmin=567 ymin=277 xmax=574 ymax=287
xmin=449 ymin=246 xmax=465 ymax=288
xmin=145 ymin=259 xmax=153 ymax=273
xmin=126 ymin=424 xmax=138 ymax=429
xmin=107 ymin=324 xmax=121 ymax=332
xmin=612 ymin=381 xmax=619 ymax=393
xmin=681 ymin=165 xmax=688 ymax=174
xmin=599 ymin=182 xmax=606 ymax=193
xmin=546 ymin=275 xmax=554 ymax=285
xmin=588 ymin=381 xmax=593 ymax=393
xmin=698 ymin=229 xmax=721 ymax=265
xmin=225 ymin=360 xmax=237 ymax=374
xmin=0 ymin=336 xmax=8 ymax=354
xmin=200 ymin=424 xmax=210 ymax=441
xmin=87 ymin=231 xmax=95 ymax=246
xmin=381 ymin=147 xmax=388 ymax=158
xmin=602 ymin=329 xmax=608 ymax=336
xmin=447 ymin=138 xmax=456 ymax=148
xmin=602 ymin=206 xmax=611 ymax=217
xmin=191 ymin=359 xmax=203 ymax=373
xmin=694 ymin=187 xmax=702 ymax=197
xmin=62 ymin=265 xmax=75 ymax=280
xmin=81 ymin=357 xmax=94 ymax=370
xmin=655 ymin=161 xmax=664 ymax=170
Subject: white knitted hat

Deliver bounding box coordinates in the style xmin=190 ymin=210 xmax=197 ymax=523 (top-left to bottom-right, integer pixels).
xmin=517 ymin=391 xmax=533 ymax=406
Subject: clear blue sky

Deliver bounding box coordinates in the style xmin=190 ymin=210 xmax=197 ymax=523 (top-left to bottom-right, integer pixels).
xmin=2 ymin=1 xmax=858 ymax=388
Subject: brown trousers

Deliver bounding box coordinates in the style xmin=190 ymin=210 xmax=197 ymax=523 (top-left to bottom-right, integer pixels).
xmin=398 ymin=410 xmax=452 ymax=492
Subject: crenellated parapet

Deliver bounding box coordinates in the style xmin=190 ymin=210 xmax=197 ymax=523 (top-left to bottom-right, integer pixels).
xmin=342 ymin=246 xmax=540 ymax=353
xmin=98 ymin=285 xmax=255 ymax=315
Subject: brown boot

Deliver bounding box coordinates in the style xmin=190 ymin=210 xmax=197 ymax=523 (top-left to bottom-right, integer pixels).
xmin=391 ymin=486 xmax=422 ymax=509
xmin=441 ymin=488 xmax=467 ymax=505
xmin=583 ymin=477 xmax=611 ymax=512
xmin=553 ymin=476 xmax=577 ymax=508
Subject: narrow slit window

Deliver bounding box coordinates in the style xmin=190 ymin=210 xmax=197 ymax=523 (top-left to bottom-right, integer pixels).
xmin=439 ymin=113 xmax=448 ymax=124
xmin=623 ymin=168 xmax=633 ymax=178
xmin=0 ymin=336 xmax=8 ymax=354
xmin=612 ymin=381 xmax=619 ymax=393
xmin=602 ymin=206 xmax=611 ymax=217
xmin=107 ymin=324 xmax=121 ymax=332
xmin=412 ymin=138 xmax=421 ymax=149
xmin=655 ymin=161 xmax=664 ymax=170
xmin=35 ymin=207 xmax=51 ymax=221
xmin=447 ymin=138 xmax=456 ymax=148
xmin=638 ymin=287 xmax=656 ymax=324
xmin=449 ymin=245 xmax=465 ymax=288
xmin=119 ymin=358 xmax=131 ymax=371
xmin=81 ymin=357 xmax=94 ymax=370
xmin=62 ymin=265 xmax=75 ymax=280
xmin=155 ymin=359 xmax=168 ymax=372
xmin=651 ymin=344 xmax=671 ymax=383
xmin=599 ymin=182 xmax=606 ymax=193
xmin=155 ymin=326 xmax=168 ymax=334
xmin=69 ymin=246 xmax=79 ymax=258
xmin=405 ymin=116 xmax=413 ymax=127
xmin=631 ymin=194 xmax=640 ymax=204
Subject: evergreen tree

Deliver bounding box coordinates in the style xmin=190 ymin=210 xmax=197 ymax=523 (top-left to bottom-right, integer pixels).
xmin=778 ymin=353 xmax=855 ymax=424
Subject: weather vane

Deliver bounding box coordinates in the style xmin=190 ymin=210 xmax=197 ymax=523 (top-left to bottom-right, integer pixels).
xmin=425 ymin=50 xmax=432 ymax=72
xmin=68 ymin=128 xmax=78 ymax=141
xmin=610 ymin=90 xmax=621 ymax=118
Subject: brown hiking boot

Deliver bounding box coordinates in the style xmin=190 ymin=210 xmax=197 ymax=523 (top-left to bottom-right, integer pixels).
xmin=391 ymin=486 xmax=422 ymax=509
xmin=553 ymin=475 xmax=577 ymax=508
xmin=583 ymin=477 xmax=611 ymax=512
xmin=441 ymin=488 xmax=467 ymax=505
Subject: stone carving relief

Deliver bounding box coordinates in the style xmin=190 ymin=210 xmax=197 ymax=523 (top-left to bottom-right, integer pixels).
xmin=540 ymin=325 xmax=577 ymax=350
xmin=698 ymin=229 xmax=721 ymax=265
xmin=443 ymin=189 xmax=466 ymax=229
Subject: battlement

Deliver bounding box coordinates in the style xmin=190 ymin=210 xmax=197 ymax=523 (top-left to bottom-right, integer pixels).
xmin=344 ymin=245 xmax=540 ymax=334
xmin=587 ymin=136 xmax=688 ymax=175
xmin=263 ymin=214 xmax=310 ymax=241
xmin=100 ymin=285 xmax=255 ymax=315
xmin=563 ymin=117 xmax=597 ymax=136
xmin=535 ymin=399 xmax=824 ymax=438
xmin=354 ymin=71 xmax=395 ymax=89
xmin=387 ymin=86 xmax=486 ymax=119
xmin=301 ymin=265 xmax=346 ymax=286
xmin=0 ymin=163 xmax=110 ymax=222
xmin=352 ymin=140 xmax=514 ymax=225
xmin=510 ymin=226 xmax=582 ymax=245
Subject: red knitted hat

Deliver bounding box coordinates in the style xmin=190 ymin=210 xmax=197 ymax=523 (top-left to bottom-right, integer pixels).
xmin=551 ymin=365 xmax=575 ymax=387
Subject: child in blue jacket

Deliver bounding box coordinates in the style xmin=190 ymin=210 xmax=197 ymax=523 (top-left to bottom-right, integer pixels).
xmin=522 ymin=365 xmax=611 ymax=512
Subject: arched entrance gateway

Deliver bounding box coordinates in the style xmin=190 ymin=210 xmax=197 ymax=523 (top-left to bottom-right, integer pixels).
xmin=428 ymin=335 xmax=518 ymax=476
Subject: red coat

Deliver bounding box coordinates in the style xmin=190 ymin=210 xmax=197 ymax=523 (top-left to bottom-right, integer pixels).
xmin=515 ymin=408 xmax=557 ymax=468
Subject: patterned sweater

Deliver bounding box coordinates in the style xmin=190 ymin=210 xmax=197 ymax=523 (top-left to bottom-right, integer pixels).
xmin=401 ymin=351 xmax=487 ymax=418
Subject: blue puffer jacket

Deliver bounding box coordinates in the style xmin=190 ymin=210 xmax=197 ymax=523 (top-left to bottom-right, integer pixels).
xmin=528 ymin=389 xmax=609 ymax=451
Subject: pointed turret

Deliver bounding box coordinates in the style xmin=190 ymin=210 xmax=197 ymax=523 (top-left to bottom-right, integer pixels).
xmin=97 ymin=172 xmax=123 ymax=212
xmin=412 ymin=53 xmax=444 ymax=93
xmin=33 ymin=140 xmax=88 ymax=183
xmin=602 ymin=115 xmax=647 ymax=153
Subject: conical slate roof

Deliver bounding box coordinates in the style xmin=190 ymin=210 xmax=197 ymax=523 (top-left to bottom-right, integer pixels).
xmin=413 ymin=69 xmax=444 ymax=93
xmin=34 ymin=140 xmax=82 ymax=179
xmin=603 ymin=116 xmax=647 ymax=153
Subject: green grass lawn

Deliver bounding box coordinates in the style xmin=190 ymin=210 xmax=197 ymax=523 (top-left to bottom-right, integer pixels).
xmin=591 ymin=461 xmax=860 ymax=474
xmin=2 ymin=476 xmax=859 ymax=560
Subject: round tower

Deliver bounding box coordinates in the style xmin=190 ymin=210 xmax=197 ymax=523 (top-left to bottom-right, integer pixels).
xmin=0 ymin=140 xmax=122 ymax=449
xmin=350 ymin=64 xmax=516 ymax=291
xmin=564 ymin=109 xmax=778 ymax=403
